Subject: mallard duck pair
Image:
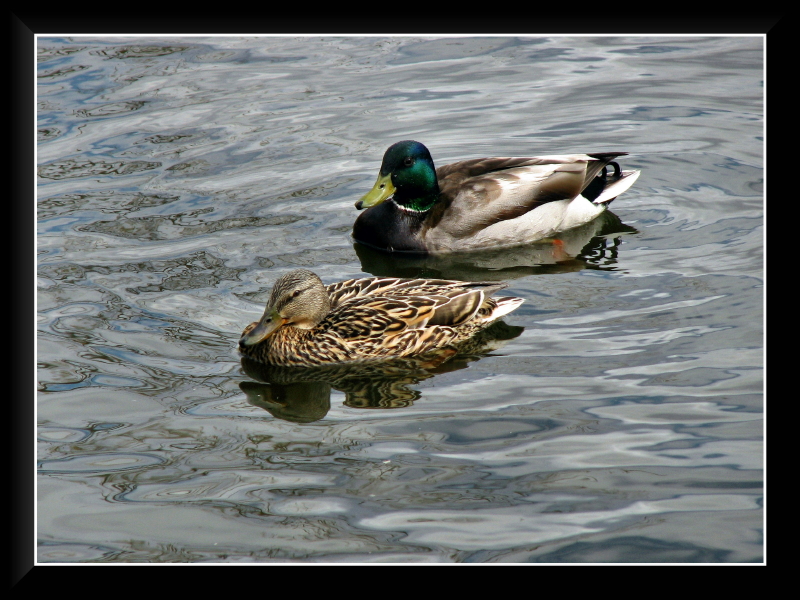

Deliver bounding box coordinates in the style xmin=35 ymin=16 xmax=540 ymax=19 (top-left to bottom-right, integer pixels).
xmin=240 ymin=141 xmax=640 ymax=366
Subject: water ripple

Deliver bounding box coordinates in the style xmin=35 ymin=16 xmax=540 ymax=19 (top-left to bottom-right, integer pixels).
xmin=39 ymin=452 xmax=165 ymax=474
xmin=357 ymin=494 xmax=759 ymax=551
xmin=36 ymin=35 xmax=763 ymax=563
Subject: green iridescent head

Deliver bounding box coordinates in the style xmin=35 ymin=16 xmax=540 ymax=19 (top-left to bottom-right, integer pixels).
xmin=355 ymin=140 xmax=440 ymax=212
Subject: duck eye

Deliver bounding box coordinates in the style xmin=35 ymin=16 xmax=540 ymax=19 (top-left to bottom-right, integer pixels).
xmin=403 ymin=157 xmax=413 ymax=167
xmin=292 ymin=289 xmax=301 ymax=298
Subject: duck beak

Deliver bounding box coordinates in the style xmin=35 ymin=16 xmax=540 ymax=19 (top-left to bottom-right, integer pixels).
xmin=239 ymin=308 xmax=285 ymax=347
xmin=355 ymin=173 xmax=395 ymax=209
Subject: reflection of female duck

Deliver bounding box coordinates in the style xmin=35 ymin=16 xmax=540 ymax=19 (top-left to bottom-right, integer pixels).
xmin=353 ymin=140 xmax=640 ymax=254
xmin=239 ymin=269 xmax=524 ymax=367
xmin=240 ymin=320 xmax=524 ymax=421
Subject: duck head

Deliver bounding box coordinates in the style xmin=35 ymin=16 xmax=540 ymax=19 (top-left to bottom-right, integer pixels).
xmin=239 ymin=269 xmax=331 ymax=347
xmin=355 ymin=140 xmax=440 ymax=212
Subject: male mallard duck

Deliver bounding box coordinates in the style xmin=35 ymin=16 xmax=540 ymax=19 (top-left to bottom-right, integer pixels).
xmin=238 ymin=269 xmax=523 ymax=367
xmin=353 ymin=140 xmax=641 ymax=254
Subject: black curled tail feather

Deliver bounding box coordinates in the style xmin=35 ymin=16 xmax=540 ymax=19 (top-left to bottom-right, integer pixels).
xmin=582 ymin=157 xmax=626 ymax=203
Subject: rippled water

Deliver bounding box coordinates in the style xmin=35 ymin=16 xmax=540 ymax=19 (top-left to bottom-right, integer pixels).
xmin=37 ymin=35 xmax=764 ymax=563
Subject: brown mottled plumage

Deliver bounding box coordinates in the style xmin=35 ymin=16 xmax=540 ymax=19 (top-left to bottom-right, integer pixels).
xmin=238 ymin=269 xmax=524 ymax=367
xmin=240 ymin=319 xmax=525 ymax=421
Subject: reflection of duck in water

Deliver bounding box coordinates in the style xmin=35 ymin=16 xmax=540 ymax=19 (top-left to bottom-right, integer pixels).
xmin=353 ymin=140 xmax=640 ymax=254
xmin=240 ymin=319 xmax=524 ymax=422
xmin=355 ymin=209 xmax=639 ymax=281
xmin=238 ymin=269 xmax=524 ymax=367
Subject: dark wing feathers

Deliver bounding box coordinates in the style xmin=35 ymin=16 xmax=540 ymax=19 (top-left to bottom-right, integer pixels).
xmin=435 ymin=156 xmax=587 ymax=181
xmin=326 ymin=277 xmax=506 ymax=305
xmin=425 ymin=290 xmax=484 ymax=327
xmin=429 ymin=154 xmax=628 ymax=237
xmin=323 ymin=278 xmax=507 ymax=342
xmin=436 ymin=154 xmax=627 ymax=185
xmin=326 ymin=277 xmax=399 ymax=307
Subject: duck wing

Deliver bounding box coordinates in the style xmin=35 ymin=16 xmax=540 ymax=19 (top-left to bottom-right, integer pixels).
xmin=326 ymin=277 xmax=506 ymax=308
xmin=326 ymin=283 xmax=508 ymax=336
xmin=319 ymin=282 xmax=524 ymax=359
xmin=431 ymin=153 xmax=627 ymax=238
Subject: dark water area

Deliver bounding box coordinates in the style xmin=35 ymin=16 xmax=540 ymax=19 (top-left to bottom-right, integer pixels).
xmin=37 ymin=36 xmax=763 ymax=563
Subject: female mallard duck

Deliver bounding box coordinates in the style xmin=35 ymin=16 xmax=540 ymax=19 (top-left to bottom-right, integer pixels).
xmin=238 ymin=269 xmax=523 ymax=367
xmin=353 ymin=140 xmax=641 ymax=254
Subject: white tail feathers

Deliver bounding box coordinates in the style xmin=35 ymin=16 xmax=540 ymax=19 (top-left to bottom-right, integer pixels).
xmin=484 ymin=297 xmax=525 ymax=322
xmin=592 ymin=169 xmax=641 ymax=205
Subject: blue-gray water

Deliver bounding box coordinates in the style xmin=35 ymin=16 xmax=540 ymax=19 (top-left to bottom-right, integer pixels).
xmin=37 ymin=36 xmax=763 ymax=563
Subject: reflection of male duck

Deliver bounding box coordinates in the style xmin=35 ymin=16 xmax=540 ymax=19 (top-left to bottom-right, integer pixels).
xmin=240 ymin=320 xmax=524 ymax=422
xmin=355 ymin=210 xmax=639 ymax=281
xmin=239 ymin=269 xmax=524 ymax=367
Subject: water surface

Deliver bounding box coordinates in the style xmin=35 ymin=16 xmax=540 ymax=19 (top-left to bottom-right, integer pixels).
xmin=37 ymin=35 xmax=763 ymax=563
